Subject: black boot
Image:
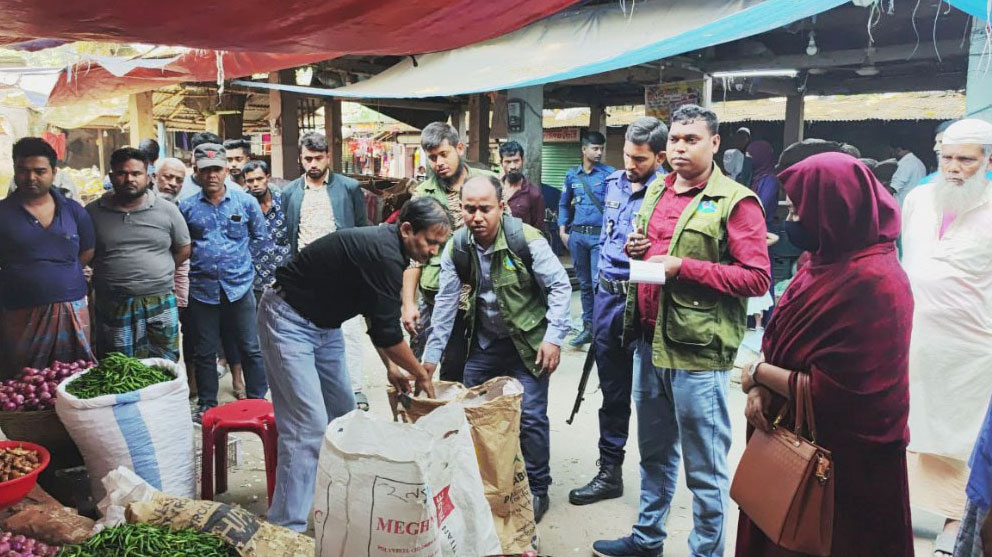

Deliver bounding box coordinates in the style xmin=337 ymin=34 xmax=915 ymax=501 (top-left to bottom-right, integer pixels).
xmin=569 ymin=461 xmax=623 ymax=505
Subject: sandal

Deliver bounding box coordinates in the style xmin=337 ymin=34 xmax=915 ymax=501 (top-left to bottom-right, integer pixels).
xmin=354 ymin=392 xmax=370 ymax=412
xmin=934 ymin=530 xmax=956 ymax=556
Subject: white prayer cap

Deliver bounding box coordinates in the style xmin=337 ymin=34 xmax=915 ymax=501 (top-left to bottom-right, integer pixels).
xmin=941 ymin=118 xmax=992 ymax=146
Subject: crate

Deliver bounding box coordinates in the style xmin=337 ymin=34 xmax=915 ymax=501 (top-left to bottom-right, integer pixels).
xmin=193 ymin=434 xmax=242 ymax=479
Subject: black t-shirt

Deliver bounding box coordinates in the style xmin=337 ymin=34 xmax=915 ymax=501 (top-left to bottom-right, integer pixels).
xmin=274 ymin=224 xmax=409 ymax=347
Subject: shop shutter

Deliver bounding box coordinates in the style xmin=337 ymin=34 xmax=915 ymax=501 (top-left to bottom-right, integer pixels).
xmin=541 ymin=142 xmax=581 ymax=190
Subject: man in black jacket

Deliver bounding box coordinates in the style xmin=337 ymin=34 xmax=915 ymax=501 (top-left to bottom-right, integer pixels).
xmin=257 ymin=197 xmax=446 ymax=532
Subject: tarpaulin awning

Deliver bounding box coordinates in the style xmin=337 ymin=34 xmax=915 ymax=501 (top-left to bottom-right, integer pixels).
xmin=0 ymin=67 xmax=61 ymax=107
xmin=952 ymin=0 xmax=992 ymax=19
xmin=0 ymin=0 xmax=580 ymax=55
xmin=299 ymin=0 xmax=848 ymax=99
xmin=46 ymin=51 xmax=332 ymax=106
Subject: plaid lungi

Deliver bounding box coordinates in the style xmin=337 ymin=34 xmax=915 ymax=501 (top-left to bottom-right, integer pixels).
xmin=0 ymin=297 xmax=95 ymax=379
xmin=954 ymin=500 xmax=991 ymax=557
xmin=94 ymin=291 xmax=179 ymax=361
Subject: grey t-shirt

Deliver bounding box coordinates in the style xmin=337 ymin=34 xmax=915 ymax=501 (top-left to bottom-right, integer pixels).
xmin=86 ymin=190 xmax=191 ymax=297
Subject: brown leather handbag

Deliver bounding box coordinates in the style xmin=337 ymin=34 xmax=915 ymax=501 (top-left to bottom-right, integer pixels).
xmin=731 ymin=372 xmax=835 ymax=556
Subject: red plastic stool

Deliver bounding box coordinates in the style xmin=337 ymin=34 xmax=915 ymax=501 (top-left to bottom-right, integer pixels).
xmin=200 ymin=399 xmax=278 ymax=505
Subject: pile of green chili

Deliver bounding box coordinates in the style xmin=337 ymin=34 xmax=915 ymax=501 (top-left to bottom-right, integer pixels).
xmin=65 ymin=353 xmax=174 ymax=399
xmin=56 ymin=523 xmax=238 ymax=557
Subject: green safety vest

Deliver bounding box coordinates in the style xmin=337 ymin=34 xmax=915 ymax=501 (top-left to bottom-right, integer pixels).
xmin=414 ymin=167 xmax=498 ymax=300
xmin=451 ymin=217 xmax=549 ymax=377
xmin=623 ymin=165 xmax=762 ymax=371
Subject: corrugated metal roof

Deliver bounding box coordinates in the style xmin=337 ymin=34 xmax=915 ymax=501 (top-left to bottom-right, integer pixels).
xmin=544 ymin=91 xmax=965 ymax=128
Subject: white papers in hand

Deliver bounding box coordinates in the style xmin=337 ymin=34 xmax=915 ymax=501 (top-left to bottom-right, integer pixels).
xmin=629 ymin=260 xmax=666 ymax=285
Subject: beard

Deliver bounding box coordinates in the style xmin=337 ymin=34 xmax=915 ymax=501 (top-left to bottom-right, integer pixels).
xmin=934 ymin=171 xmax=990 ymax=215
xmin=157 ymin=189 xmax=179 ymax=203
xmin=438 ymin=162 xmax=466 ymax=189
xmin=626 ymin=169 xmax=653 ymax=184
xmin=116 ymin=184 xmax=150 ymax=202
xmin=505 ymin=170 xmax=523 ymax=183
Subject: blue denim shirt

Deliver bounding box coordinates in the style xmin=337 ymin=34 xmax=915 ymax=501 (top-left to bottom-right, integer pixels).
xmin=557 ymin=162 xmax=616 ymax=229
xmin=178 ymin=174 xmax=241 ymax=200
xmin=180 ymin=186 xmax=270 ymax=305
xmin=597 ymin=169 xmax=663 ymax=282
xmin=249 ymin=188 xmax=291 ymax=293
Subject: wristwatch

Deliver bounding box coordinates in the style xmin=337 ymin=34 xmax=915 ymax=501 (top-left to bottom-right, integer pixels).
xmin=746 ymin=360 xmax=763 ymax=390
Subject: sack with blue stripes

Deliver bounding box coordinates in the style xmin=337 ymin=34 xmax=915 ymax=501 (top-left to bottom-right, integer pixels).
xmin=55 ymin=358 xmax=195 ymax=501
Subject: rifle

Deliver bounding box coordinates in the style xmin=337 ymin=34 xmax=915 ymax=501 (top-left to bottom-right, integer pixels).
xmin=567 ymin=345 xmax=596 ymax=425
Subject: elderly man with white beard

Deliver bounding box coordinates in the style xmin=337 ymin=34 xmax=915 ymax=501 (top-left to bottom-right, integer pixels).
xmin=901 ymin=118 xmax=992 ymax=555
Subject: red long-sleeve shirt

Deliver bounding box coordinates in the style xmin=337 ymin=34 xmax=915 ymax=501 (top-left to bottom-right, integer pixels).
xmin=638 ymin=172 xmax=770 ymax=330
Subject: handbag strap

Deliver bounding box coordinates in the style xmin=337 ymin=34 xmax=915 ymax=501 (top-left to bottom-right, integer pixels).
xmin=793 ymin=373 xmax=818 ymax=443
xmin=772 ymin=372 xmax=818 ymax=444
xmin=801 ymin=373 xmax=818 ymax=443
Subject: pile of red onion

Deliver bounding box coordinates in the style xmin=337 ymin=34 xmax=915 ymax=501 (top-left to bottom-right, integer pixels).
xmin=0 ymin=531 xmax=58 ymax=556
xmin=0 ymin=360 xmax=91 ymax=412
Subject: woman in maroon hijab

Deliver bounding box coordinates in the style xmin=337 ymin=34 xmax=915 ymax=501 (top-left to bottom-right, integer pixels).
xmin=735 ymin=152 xmax=914 ymax=556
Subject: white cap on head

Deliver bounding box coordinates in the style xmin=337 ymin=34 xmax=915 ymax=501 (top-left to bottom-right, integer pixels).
xmin=942 ymin=118 xmax=992 ymax=146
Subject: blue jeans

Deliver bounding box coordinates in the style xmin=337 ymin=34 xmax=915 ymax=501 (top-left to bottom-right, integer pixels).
xmin=463 ymin=337 xmax=551 ymax=496
xmin=187 ymin=291 xmax=267 ymax=407
xmin=256 ymin=288 xmax=356 ymax=532
xmin=568 ymin=231 xmax=601 ymax=326
xmin=592 ymin=284 xmax=634 ymax=465
xmin=631 ymin=339 xmax=731 ymax=557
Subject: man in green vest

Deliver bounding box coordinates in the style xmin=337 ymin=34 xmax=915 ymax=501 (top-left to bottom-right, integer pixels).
xmin=401 ymin=122 xmax=497 ymax=382
xmin=423 ymin=175 xmax=572 ymax=524
xmin=593 ymin=105 xmax=771 ymax=557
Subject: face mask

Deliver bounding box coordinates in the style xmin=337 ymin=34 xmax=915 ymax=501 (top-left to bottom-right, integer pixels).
xmin=783 ymin=220 xmax=820 ymax=252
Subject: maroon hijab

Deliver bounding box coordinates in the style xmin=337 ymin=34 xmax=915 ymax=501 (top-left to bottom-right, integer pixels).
xmin=762 ymin=152 xmax=912 ymax=447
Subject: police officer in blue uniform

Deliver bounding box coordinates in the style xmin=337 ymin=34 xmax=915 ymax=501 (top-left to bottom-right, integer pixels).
xmin=558 ymin=131 xmax=616 ymax=346
xmin=570 ymin=117 xmax=668 ymax=505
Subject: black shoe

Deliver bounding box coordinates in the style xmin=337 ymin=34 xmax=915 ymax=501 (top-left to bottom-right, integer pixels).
xmin=569 ymin=325 xmax=593 ymax=347
xmin=192 ymin=404 xmax=212 ymax=425
xmin=532 ymin=493 xmax=550 ymax=523
xmin=569 ymin=461 xmax=623 ymax=505
xmin=592 ymin=536 xmax=660 ymax=557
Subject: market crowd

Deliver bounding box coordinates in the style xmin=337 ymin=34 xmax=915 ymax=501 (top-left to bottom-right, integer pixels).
xmin=1 ymin=105 xmax=991 ymax=557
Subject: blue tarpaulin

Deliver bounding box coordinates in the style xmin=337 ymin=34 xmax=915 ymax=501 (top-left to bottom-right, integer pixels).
xmin=231 ymin=0 xmax=989 ymax=100
xmin=250 ymin=0 xmax=850 ymax=99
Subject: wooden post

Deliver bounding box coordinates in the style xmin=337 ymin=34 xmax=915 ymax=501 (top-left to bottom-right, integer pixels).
xmin=324 ymin=98 xmax=343 ymax=173
xmin=204 ymin=114 xmax=221 ymax=135
xmin=128 ymin=92 xmax=155 ymax=147
xmin=451 ymin=106 xmax=467 ymax=141
xmin=220 ymin=94 xmax=247 ymax=139
xmin=783 ymin=94 xmax=805 ymax=148
xmin=467 ymin=94 xmax=491 ymax=165
xmin=589 ymin=104 xmax=607 ymax=137
xmin=966 ymin=17 xmax=992 ymax=123
xmin=508 ymin=85 xmax=544 ymax=186
xmin=97 ymin=130 xmax=106 ymax=176
xmin=268 ymin=70 xmax=301 ymax=180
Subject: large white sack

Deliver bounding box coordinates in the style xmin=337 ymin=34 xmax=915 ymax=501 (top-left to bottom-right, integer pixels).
xmin=314 ymin=403 xmax=501 ymax=557
xmin=55 ymin=358 xmax=195 ymax=501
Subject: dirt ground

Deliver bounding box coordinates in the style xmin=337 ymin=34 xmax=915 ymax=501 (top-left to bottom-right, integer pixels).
xmin=206 ymin=294 xmax=943 ymax=556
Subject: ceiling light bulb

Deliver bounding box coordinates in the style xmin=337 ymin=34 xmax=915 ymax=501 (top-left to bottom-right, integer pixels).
xmin=806 ymin=31 xmax=818 ymax=56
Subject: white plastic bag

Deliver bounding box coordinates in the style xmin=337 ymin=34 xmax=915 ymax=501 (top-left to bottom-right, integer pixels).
xmin=314 ymin=403 xmax=501 ymax=557
xmin=93 ymin=466 xmax=160 ymax=533
xmin=55 ymin=358 xmax=195 ymax=501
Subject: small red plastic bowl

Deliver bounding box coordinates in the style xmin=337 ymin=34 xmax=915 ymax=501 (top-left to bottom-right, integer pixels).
xmin=0 ymin=441 xmax=50 ymax=508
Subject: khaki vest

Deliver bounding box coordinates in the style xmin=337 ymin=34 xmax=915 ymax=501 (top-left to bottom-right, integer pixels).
xmin=456 ymin=219 xmax=549 ymax=377
xmin=623 ymin=165 xmax=762 ymax=371
xmin=414 ymin=167 xmax=498 ymax=299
